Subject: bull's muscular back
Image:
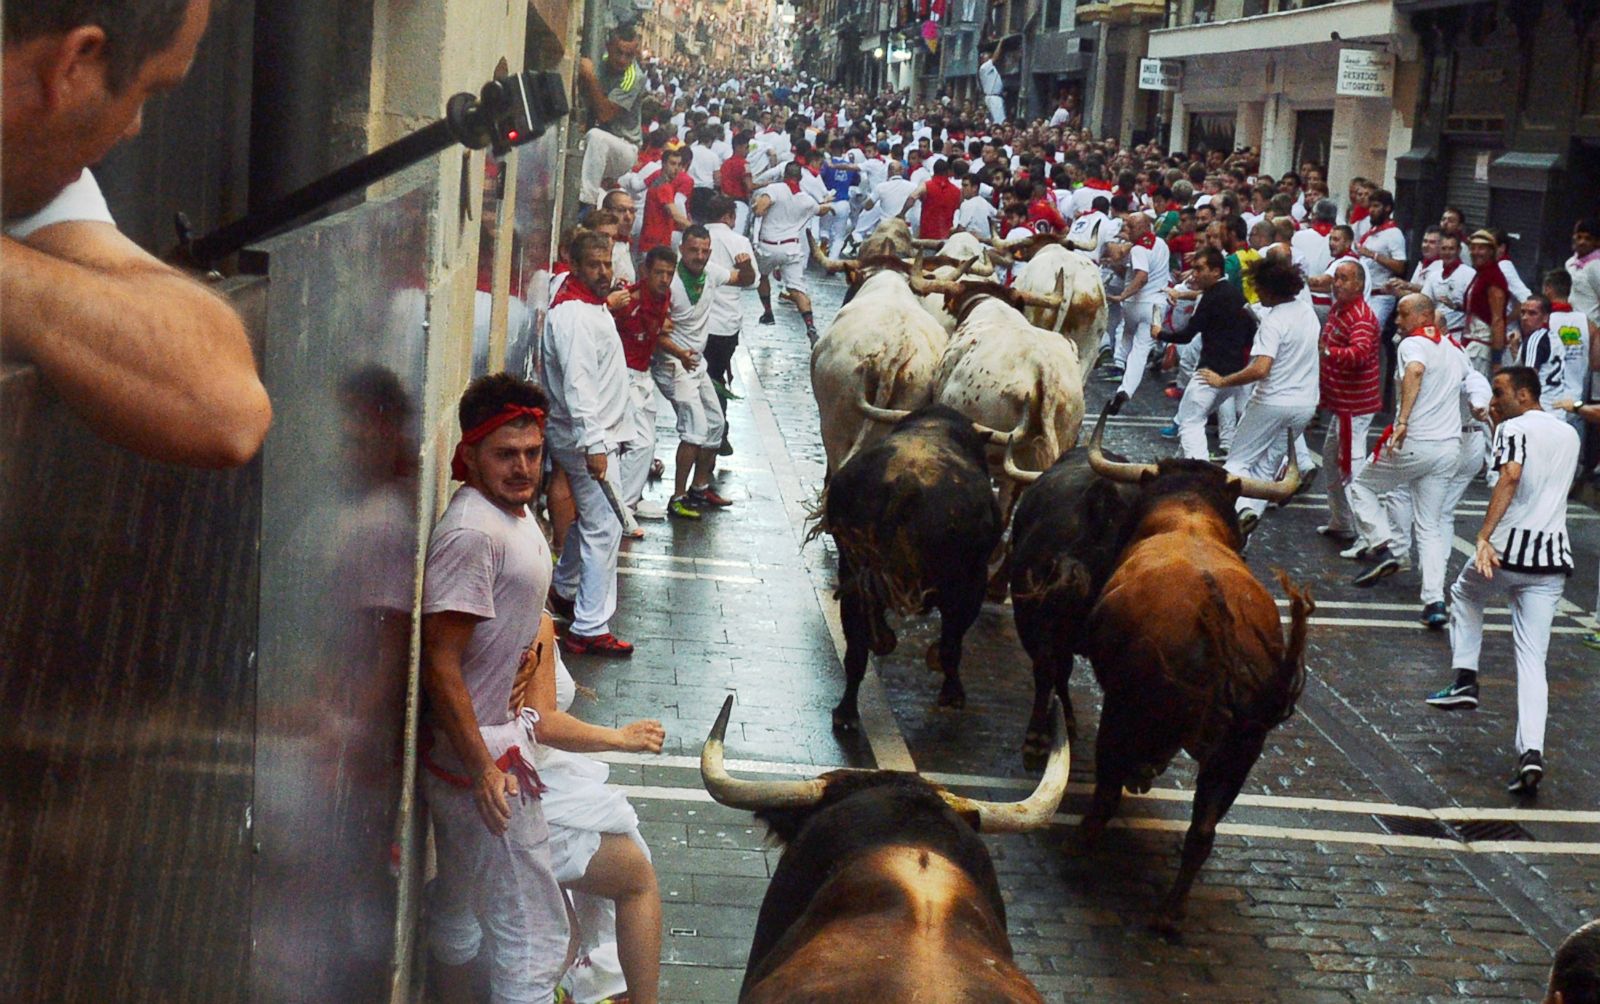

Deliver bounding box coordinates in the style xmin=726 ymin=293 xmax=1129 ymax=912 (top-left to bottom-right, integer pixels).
xmin=1089 ymin=511 xmax=1291 ymax=758
xmin=741 ymin=846 xmax=1045 ymax=1004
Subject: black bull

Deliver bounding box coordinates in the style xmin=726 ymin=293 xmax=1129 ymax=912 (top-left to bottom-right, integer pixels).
xmin=700 ymin=696 xmax=1069 ymax=1003
xmin=812 ymin=404 xmax=1001 ymax=730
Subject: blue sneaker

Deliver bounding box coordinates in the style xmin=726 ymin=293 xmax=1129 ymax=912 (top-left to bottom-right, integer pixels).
xmin=1159 ymin=422 xmax=1179 ymax=440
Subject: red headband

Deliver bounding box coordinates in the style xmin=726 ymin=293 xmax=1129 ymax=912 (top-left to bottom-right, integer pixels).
xmin=450 ymin=404 xmax=546 ymax=482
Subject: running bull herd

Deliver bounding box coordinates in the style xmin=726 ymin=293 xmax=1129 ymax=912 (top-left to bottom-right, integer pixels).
xmin=696 ymin=220 xmax=1318 ymax=999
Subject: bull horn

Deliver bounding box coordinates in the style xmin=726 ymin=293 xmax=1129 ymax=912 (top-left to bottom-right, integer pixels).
xmin=1001 ymin=435 xmax=1040 ymax=484
xmin=911 ymin=237 xmax=946 ymax=248
xmin=858 ymin=396 xmax=913 ymax=425
xmin=971 ymin=421 xmax=1016 ymax=445
xmin=701 ymin=695 xmax=829 ymax=810
xmin=962 ymin=255 xmax=995 ymax=277
xmin=940 ymin=697 xmax=1069 ymax=832
xmin=808 ymin=234 xmax=856 ymax=273
xmin=985 ymin=247 xmax=1014 ymax=268
xmin=909 ymin=274 xmax=960 ymax=298
xmin=1013 ymin=288 xmax=1064 ymax=310
xmin=1086 ymin=403 xmax=1158 ymax=483
xmin=1229 ymin=428 xmax=1301 ymax=503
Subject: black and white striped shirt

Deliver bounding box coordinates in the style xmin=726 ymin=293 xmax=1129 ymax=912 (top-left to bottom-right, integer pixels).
xmin=1490 ymin=410 xmax=1579 ymax=574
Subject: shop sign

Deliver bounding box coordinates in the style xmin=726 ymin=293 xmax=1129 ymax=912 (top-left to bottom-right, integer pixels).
xmin=1138 ymin=58 xmax=1182 ymax=92
xmin=1336 ymin=48 xmax=1394 ymax=98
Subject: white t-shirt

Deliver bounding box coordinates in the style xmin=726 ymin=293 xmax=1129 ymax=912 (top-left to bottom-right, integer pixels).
xmin=1489 ymin=409 xmax=1579 ymax=573
xmin=1250 ymin=299 xmax=1321 ymax=408
xmin=955 ymin=195 xmax=998 ymax=238
xmin=1395 ymin=332 xmax=1468 ymax=441
xmin=4 ymin=170 xmax=115 ymax=239
xmin=1129 ymin=238 xmax=1171 ymax=302
xmin=1357 ymin=222 xmax=1406 ymax=298
xmin=1291 ymin=228 xmax=1331 ymax=282
xmin=1549 ymin=309 xmax=1592 ymax=403
xmin=705 ymin=223 xmax=752 ymax=337
xmin=870 ymin=177 xmax=915 ymax=219
xmin=1517 ymin=325 xmax=1567 ymax=409
xmin=668 ymin=261 xmax=732 ymax=354
xmin=1067 ymin=210 xmax=1109 ymax=261
xmin=422 ymin=486 xmax=553 ymax=728
xmin=1070 ymin=185 xmax=1109 ymax=219
xmin=755 ymin=183 xmax=822 ymax=243
xmin=978 ymin=59 xmax=1003 ymax=97
xmin=1422 ymin=262 xmax=1475 ymax=334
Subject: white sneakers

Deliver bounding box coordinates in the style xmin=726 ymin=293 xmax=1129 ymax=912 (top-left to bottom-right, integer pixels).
xmin=632 ymin=499 xmax=667 ymax=521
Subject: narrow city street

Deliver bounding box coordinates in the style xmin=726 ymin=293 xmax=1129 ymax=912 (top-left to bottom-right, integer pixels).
xmin=560 ymin=267 xmax=1600 ymax=1003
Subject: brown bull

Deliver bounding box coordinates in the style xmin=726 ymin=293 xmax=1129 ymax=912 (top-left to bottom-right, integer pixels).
xmin=1078 ymin=407 xmax=1315 ymax=936
xmin=701 ymin=696 xmax=1069 ymax=1002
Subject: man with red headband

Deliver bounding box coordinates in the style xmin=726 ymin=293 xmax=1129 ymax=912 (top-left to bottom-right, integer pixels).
xmin=540 ymin=231 xmax=635 ymax=657
xmin=421 ymin=372 xmax=568 ymax=1004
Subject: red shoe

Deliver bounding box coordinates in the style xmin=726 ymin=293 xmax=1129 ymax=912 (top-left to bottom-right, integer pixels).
xmin=688 ymin=486 xmax=733 ymax=508
xmin=560 ymin=631 xmax=634 ymax=658
xmin=1163 ymin=385 xmax=1183 ymax=400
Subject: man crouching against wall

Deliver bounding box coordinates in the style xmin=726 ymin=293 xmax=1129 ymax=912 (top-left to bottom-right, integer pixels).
xmin=421 ymin=373 xmax=568 ymax=1004
xmin=2 ymin=0 xmax=270 ymax=466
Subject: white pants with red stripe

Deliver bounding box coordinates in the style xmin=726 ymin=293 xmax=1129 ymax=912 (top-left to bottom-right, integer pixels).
xmin=1448 ymin=564 xmax=1564 ymax=754
xmin=1347 ymin=436 xmax=1459 ymax=604
xmin=1321 ymin=412 xmax=1376 ymax=533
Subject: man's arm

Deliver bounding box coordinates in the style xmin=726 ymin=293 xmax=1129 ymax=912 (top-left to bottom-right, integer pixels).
xmin=1390 ymin=359 xmax=1424 ymax=450
xmin=576 ymin=57 xmax=623 ymax=125
xmin=751 ymin=193 xmax=774 ymax=218
xmin=730 ymin=252 xmax=756 ymax=287
xmin=896 ymin=183 xmax=926 ymax=218
xmin=1201 ymin=353 xmax=1272 ymax=388
xmin=2 ymin=225 xmax=271 ymax=467
xmin=421 ymin=610 xmax=516 ymax=834
xmin=522 ymin=617 xmax=665 ymax=753
xmin=1487 ymin=286 xmax=1508 ymax=352
xmin=1111 ymin=268 xmax=1148 ymax=303
xmin=1473 ymin=458 xmax=1520 ymax=577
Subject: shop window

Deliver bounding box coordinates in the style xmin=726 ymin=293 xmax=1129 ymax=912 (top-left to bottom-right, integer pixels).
xmin=1293 ymin=109 xmax=1333 ymax=172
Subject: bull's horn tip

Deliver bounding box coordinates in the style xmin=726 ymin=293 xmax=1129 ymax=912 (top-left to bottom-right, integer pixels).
xmin=710 ymin=694 xmax=735 ymax=741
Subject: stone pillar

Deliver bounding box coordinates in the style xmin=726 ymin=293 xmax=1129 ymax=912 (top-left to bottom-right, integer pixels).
xmin=1237 ymin=100 xmax=1265 ymax=155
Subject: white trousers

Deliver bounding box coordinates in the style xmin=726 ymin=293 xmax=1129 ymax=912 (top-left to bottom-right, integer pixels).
xmin=1368 ymin=293 xmax=1397 ymax=334
xmin=551 ymin=446 xmax=622 ymax=636
xmin=823 ymin=200 xmax=852 ymax=251
xmin=1321 ymin=412 xmax=1376 ymax=533
xmin=1227 ymin=400 xmax=1316 ymax=518
xmin=424 ymin=721 xmax=568 ymax=1004
xmin=1386 ymin=428 xmax=1484 ymax=559
xmin=1176 ymin=337 xmax=1203 ymax=387
xmin=1115 ymin=299 xmax=1162 ymax=400
xmin=580 ymin=128 xmax=639 ymax=207
xmin=1448 ymin=564 xmax=1564 ymax=754
xmin=984 ymin=94 xmax=1006 ymax=124
xmin=619 ymin=369 xmax=659 ymax=509
xmin=733 ymin=200 xmax=751 ymax=238
xmin=1173 ymin=376 xmax=1247 ymax=460
xmin=1347 ymin=436 xmax=1459 ymax=604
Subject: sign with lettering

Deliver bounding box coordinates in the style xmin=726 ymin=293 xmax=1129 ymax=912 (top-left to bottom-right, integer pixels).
xmin=1336 ymin=48 xmax=1394 ymax=98
xmin=1139 ymin=58 xmax=1182 ymax=92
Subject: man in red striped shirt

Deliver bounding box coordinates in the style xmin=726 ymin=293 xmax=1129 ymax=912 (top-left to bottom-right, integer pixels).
xmin=1318 ymin=260 xmax=1383 ymax=542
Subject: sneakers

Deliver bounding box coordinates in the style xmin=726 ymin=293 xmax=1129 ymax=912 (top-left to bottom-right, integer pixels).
xmin=1163 ymin=384 xmax=1183 ymax=400
xmin=1340 ymin=540 xmax=1379 ymax=561
xmin=758 ymin=311 xmax=776 ymax=325
xmin=1317 ymin=524 xmax=1357 ymax=543
xmin=1097 ymin=365 xmax=1126 ymax=382
xmin=718 ymin=439 xmax=735 ymax=457
xmin=560 ymin=631 xmax=634 ymax=658
xmin=632 ymin=499 xmax=667 ymax=521
xmin=1425 ymin=674 xmax=1478 ymax=709
xmin=1094 ymin=346 xmax=1114 ymax=369
xmin=668 ymin=495 xmax=702 ymax=520
xmin=1580 ymin=630 xmax=1600 ymax=652
xmin=712 ymin=380 xmax=743 ymax=401
xmin=688 ymin=486 xmax=733 ymax=508
xmin=547 ymin=590 xmax=576 ymax=622
xmin=1352 ymin=550 xmax=1401 ymax=588
xmin=1508 ymin=750 xmax=1543 ymax=795
xmin=1106 ymin=390 xmax=1130 ymax=416
xmin=1159 ymin=422 xmax=1179 ymax=440
xmin=1420 ymin=600 xmax=1449 ymax=630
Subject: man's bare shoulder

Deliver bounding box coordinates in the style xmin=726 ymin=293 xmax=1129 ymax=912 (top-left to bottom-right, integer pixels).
xmin=19 ymin=219 xmax=166 ymax=275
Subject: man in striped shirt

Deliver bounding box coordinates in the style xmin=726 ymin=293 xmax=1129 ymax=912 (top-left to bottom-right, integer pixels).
xmin=1426 ymin=366 xmax=1580 ymax=796
xmin=1317 ymin=261 xmax=1382 ymax=542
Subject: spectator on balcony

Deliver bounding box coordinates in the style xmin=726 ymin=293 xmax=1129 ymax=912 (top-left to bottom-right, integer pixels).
xmin=2 ymin=0 xmax=271 ymax=468
xmin=979 ymin=37 xmax=1007 ymax=125
xmin=578 ymin=21 xmax=647 ymax=213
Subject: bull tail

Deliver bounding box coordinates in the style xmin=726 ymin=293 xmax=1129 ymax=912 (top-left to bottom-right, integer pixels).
xmin=1273 ymin=569 xmax=1316 ymax=726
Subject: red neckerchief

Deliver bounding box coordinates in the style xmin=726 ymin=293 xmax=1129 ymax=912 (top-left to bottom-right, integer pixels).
xmin=1310 ymin=221 xmax=1334 ymax=237
xmin=1404 ymin=323 xmax=1443 ymax=343
xmin=1418 ymin=254 xmax=1438 ymax=270
xmin=785 ymin=179 xmax=802 ymax=194
xmin=1349 ymin=205 xmax=1369 ymax=224
xmin=1083 ymin=178 xmax=1112 ymax=191
xmin=1135 ymin=230 xmax=1156 ymax=250
xmin=1358 ymin=219 xmax=1395 ymax=246
xmin=551 ymin=275 xmax=607 ymax=308
xmin=632 ymin=147 xmax=663 ymax=172
xmin=1552 ymin=300 xmax=1574 ymax=312
xmin=450 ymin=404 xmax=547 ymax=482
xmin=1440 ymin=259 xmax=1463 ymax=279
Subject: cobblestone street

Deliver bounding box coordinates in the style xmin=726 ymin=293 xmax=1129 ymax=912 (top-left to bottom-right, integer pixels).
xmin=561 ymin=266 xmax=1600 ymax=1003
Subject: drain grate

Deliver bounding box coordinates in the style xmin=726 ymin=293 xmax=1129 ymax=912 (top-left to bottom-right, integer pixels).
xmin=1451 ymin=819 xmax=1535 ymax=843
xmin=1373 ymin=814 xmax=1455 ymax=839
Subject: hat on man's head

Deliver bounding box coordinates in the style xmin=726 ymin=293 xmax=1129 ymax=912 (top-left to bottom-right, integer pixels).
xmin=1467 ymin=229 xmax=1497 ymax=246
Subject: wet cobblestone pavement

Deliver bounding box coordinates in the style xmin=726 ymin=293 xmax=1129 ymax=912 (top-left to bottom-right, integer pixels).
xmin=561 ymin=263 xmax=1600 ymax=1003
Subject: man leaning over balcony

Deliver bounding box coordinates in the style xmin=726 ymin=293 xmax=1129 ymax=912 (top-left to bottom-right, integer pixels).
xmin=1 ymin=0 xmax=271 ymax=468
